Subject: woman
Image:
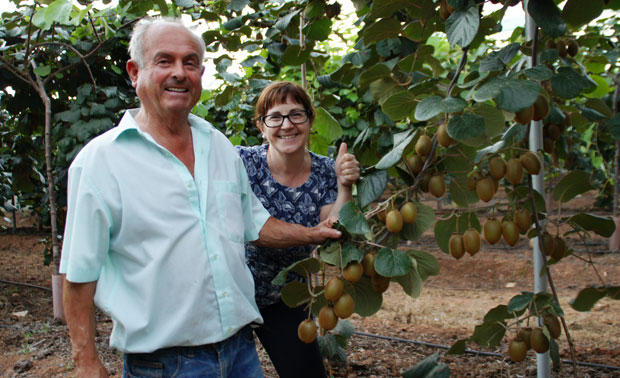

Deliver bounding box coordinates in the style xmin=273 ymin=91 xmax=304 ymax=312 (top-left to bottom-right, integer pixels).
xmin=237 ymin=81 xmax=360 ymax=377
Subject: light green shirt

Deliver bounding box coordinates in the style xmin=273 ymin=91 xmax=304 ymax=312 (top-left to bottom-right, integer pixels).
xmin=60 ymin=109 xmax=270 ymax=353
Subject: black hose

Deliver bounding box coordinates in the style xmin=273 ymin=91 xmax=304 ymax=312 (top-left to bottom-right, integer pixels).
xmin=353 ymin=331 xmax=620 ymax=371
xmin=0 ymin=279 xmax=52 ymax=291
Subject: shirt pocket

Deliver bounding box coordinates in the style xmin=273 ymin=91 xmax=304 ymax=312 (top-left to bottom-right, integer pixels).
xmin=213 ymin=180 xmax=245 ymax=243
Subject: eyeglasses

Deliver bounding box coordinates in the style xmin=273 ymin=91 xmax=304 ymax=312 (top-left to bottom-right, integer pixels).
xmin=260 ymin=110 xmax=311 ymax=128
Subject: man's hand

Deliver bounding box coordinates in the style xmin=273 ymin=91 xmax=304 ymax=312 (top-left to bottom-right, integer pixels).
xmin=334 ymin=143 xmax=360 ymax=188
xmin=310 ymin=216 xmax=342 ymax=244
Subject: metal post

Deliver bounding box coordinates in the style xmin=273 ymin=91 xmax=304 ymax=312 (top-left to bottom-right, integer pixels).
xmin=524 ymin=1 xmax=550 ymax=377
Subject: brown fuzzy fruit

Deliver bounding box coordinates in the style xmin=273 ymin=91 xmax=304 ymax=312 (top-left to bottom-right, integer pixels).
xmin=505 ymin=158 xmax=524 ymax=185
xmin=437 ymin=123 xmax=454 ymax=147
xmin=484 ymin=218 xmax=503 ymax=245
xmin=449 ymin=233 xmax=465 ymax=259
xmin=551 ymin=236 xmax=567 ymax=261
xmin=429 ymin=175 xmax=446 ymax=198
xmin=298 ymin=319 xmax=317 ymax=343
xmin=489 ymin=157 xmax=506 ymax=181
xmin=400 ymin=202 xmax=418 ymax=224
xmin=371 ymin=274 xmax=390 ymax=294
xmin=318 ymin=305 xmax=338 ymax=331
xmin=463 ymin=228 xmax=481 ymax=256
xmin=407 ymin=154 xmax=424 ymax=175
xmin=556 ymin=39 xmax=567 ymax=57
xmin=386 ymin=209 xmax=403 ymax=233
xmin=334 ymin=293 xmax=355 ymax=319
xmin=502 ymin=220 xmax=520 ymax=246
xmin=376 ymin=208 xmax=387 ymax=222
xmin=520 ymin=152 xmax=541 ymax=175
xmin=547 ymin=123 xmax=562 ymax=141
xmin=514 ymin=105 xmax=534 ymax=125
xmin=344 ymin=262 xmax=363 ymax=283
xmin=509 ymin=339 xmax=528 ymax=362
xmin=530 ymin=327 xmax=550 ymax=353
xmin=324 ymin=277 xmax=344 ymax=302
xmin=543 ymin=137 xmax=555 ymax=154
xmin=439 ymin=0 xmax=454 ymax=19
xmin=544 ymin=315 xmax=562 ymax=339
xmin=476 ymin=177 xmax=496 ymax=202
xmin=532 ymin=95 xmax=550 ymax=121
xmin=517 ymin=327 xmax=533 ymax=350
xmin=415 ymin=135 xmax=433 ymax=157
xmin=541 ymin=232 xmax=555 ymax=256
xmin=467 ymin=171 xmax=483 ymax=191
xmin=514 ymin=208 xmax=532 ymax=234
xmin=546 ymin=39 xmax=556 ymax=49
xmin=567 ymin=40 xmax=579 ymax=57
xmin=361 ymin=252 xmax=377 ymax=277
xmin=420 ymin=173 xmax=432 ymax=193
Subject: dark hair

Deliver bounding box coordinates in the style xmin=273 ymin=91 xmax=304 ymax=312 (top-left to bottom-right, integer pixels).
xmin=254 ymin=81 xmax=315 ymax=129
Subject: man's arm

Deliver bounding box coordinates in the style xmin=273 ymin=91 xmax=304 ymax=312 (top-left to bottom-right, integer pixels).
xmin=253 ymin=216 xmax=341 ymax=248
xmin=63 ymin=279 xmax=109 ymax=378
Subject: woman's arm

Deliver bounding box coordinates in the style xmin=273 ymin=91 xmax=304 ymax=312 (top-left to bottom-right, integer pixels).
xmin=320 ymin=142 xmax=360 ymax=221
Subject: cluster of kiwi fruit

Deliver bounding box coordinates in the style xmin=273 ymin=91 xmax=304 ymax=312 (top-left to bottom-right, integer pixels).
xmin=297 ymin=254 xmax=390 ymax=343
xmin=406 ymin=134 xmax=446 ymax=199
xmin=542 ymin=111 xmax=570 ymax=154
xmin=513 ymin=94 xmax=550 ymax=125
xmin=508 ymin=314 xmax=562 ymax=362
xmin=546 ymin=38 xmax=579 ymax=58
xmin=540 ymin=231 xmax=569 ymax=261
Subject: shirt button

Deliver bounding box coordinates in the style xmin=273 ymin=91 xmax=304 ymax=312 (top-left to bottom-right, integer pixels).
xmin=222 ymin=291 xmax=227 ymax=297
xmin=213 ymin=254 xmax=218 ymax=260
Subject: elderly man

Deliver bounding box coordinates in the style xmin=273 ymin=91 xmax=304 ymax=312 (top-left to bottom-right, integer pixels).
xmin=61 ymin=18 xmax=340 ymax=378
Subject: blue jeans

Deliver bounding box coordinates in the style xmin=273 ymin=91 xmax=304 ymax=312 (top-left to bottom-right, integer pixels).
xmin=122 ymin=325 xmax=264 ymax=378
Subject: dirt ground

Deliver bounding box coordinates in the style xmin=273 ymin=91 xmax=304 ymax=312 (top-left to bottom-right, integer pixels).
xmin=1 ymin=194 xmax=620 ymax=377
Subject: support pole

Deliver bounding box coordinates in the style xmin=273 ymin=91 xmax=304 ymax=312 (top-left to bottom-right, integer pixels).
xmin=525 ymin=1 xmax=550 ymax=377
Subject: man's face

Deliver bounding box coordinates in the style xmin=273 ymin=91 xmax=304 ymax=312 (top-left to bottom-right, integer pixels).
xmin=127 ymin=23 xmax=204 ymax=119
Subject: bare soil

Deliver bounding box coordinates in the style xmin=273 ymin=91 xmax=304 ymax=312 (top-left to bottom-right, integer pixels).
xmin=1 ymin=194 xmax=620 ymax=377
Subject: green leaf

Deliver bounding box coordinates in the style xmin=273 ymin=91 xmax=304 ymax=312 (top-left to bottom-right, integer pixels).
xmin=272 ymin=257 xmax=321 ymax=285
xmin=484 ymin=305 xmax=511 ymax=323
xmin=45 ymin=0 xmax=73 ymax=26
xmin=275 ymin=9 xmax=300 ymax=31
xmin=375 ymin=248 xmax=412 ymax=278
xmin=33 ymin=65 xmax=51 ymax=77
xmin=471 ymin=320 xmax=506 ymax=348
xmin=569 ymin=287 xmax=608 ymax=312
xmin=382 ymin=91 xmax=417 ymax=121
xmin=522 ymin=65 xmax=554 ymax=81
xmin=568 ymin=213 xmax=615 ymax=238
xmin=447 ymin=113 xmax=485 ymax=141
xmin=407 ymin=250 xmax=440 ymax=280
xmin=414 ymin=96 xmax=443 ymax=121
xmin=401 ymin=202 xmax=435 ymax=241
xmin=496 ymin=80 xmax=540 ymax=113
xmin=367 ymin=0 xmax=407 ymax=21
xmin=402 ymin=352 xmax=450 ymax=378
xmin=527 ymin=0 xmax=566 ymax=38
xmin=508 ymin=292 xmax=534 ymax=313
xmin=473 ymin=77 xmax=505 ymax=102
xmin=154 ymin=0 xmax=168 ymax=15
xmin=313 ymin=107 xmax=342 ymax=143
xmin=375 ymin=130 xmax=415 ymax=169
xmin=479 ymin=43 xmax=520 ymax=72
xmin=281 ymin=44 xmax=312 ymax=65
xmin=445 ymin=4 xmax=479 ymax=48
xmin=318 ymin=334 xmax=347 ymax=361
xmin=561 ymin=0 xmax=604 ymax=27
xmin=338 ymin=202 xmax=370 ymax=235
xmin=363 ymin=18 xmax=402 ymax=45
xmin=449 ymin=174 xmax=478 ymax=207
xmin=280 ymin=281 xmax=312 ymax=308
xmin=358 ymin=170 xmax=388 ymax=209
xmin=608 ymin=114 xmax=620 ymax=140
xmin=446 ymin=339 xmax=468 ymax=355
xmin=307 ymin=18 xmax=332 ymax=41
xmin=584 ymin=75 xmax=611 ymax=99
xmin=359 ymin=63 xmax=392 ymax=89
xmin=552 ymin=170 xmax=595 ymax=203
xmin=550 ymin=67 xmax=593 ymax=99
xmin=584 ymin=98 xmax=612 ymax=118
xmin=346 ymin=276 xmax=384 ymax=316
xmin=320 ymin=241 xmax=365 ymax=268
xmin=393 ymin=267 xmax=423 ymax=298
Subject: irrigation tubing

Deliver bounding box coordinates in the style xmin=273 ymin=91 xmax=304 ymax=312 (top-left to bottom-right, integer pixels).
xmin=353 ymin=331 xmax=620 ymax=371
xmin=2 ymin=279 xmax=619 ymax=371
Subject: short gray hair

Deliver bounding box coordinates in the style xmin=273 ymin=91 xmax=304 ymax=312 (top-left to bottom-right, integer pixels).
xmin=128 ymin=17 xmax=206 ymax=68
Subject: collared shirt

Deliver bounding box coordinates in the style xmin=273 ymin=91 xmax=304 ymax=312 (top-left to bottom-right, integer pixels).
xmin=59 ymin=109 xmax=270 ymax=353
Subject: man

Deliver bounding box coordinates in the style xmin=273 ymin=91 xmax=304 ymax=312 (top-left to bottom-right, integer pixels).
xmin=60 ymin=18 xmax=341 ymax=377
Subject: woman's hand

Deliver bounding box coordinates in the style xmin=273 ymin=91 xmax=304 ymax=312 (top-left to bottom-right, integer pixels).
xmin=335 ymin=143 xmax=360 ymax=187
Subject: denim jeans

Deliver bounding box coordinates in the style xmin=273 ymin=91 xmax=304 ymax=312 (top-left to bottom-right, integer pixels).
xmin=122 ymin=325 xmax=264 ymax=378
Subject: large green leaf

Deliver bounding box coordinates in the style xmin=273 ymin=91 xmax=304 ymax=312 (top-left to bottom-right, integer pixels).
xmin=550 ymin=67 xmax=593 ymax=99
xmin=281 ymin=44 xmax=312 ymax=65
xmin=346 ymin=276 xmax=384 ymax=316
xmin=445 ymin=4 xmax=479 ymax=48
xmin=471 ymin=320 xmax=506 ymax=348
xmin=280 ymin=281 xmax=312 ymax=308
xmin=367 ymin=0 xmax=408 ymax=21
xmin=363 ymin=18 xmax=402 ymax=45
xmin=306 ymin=18 xmax=332 ymax=41
xmin=375 ymin=130 xmax=415 ymax=169
xmin=406 ymin=250 xmax=440 ymax=280
xmin=375 ymin=247 xmax=412 ymax=277
xmin=359 ymin=63 xmax=392 ymax=88
xmin=382 ymin=91 xmax=417 ymax=121
xmin=479 ymin=43 xmax=520 ymax=72
xmin=508 ymin=292 xmax=534 ymax=313
xmin=561 ymin=0 xmax=604 ymax=27
xmin=414 ymin=96 xmax=443 ymax=121
xmin=320 ymin=241 xmax=365 ymax=268
xmin=568 ymin=213 xmax=615 ymax=238
xmin=338 ymin=201 xmax=370 ymax=235
xmin=358 ymin=170 xmax=388 ymax=209
xmin=569 ymin=287 xmax=608 ymax=312
xmin=313 ymin=107 xmax=342 ymax=143
xmin=446 ymin=113 xmax=485 ymax=141
xmin=401 ymin=202 xmax=435 ymax=241
xmin=527 ymin=0 xmax=566 ymax=38
xmin=608 ymin=114 xmax=620 ymax=140
xmin=272 ymin=257 xmax=321 ymax=285
xmin=402 ymin=352 xmax=450 ymax=378
xmin=275 ymin=9 xmax=300 ymax=31
xmin=552 ymin=170 xmax=595 ymax=203
xmin=495 ymin=80 xmax=540 ymax=113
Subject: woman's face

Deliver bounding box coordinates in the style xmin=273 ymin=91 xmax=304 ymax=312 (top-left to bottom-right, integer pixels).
xmin=260 ymin=97 xmax=312 ymax=156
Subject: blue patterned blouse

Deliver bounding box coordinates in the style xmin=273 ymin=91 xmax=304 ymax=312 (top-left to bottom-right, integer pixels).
xmin=236 ymin=144 xmax=338 ymax=307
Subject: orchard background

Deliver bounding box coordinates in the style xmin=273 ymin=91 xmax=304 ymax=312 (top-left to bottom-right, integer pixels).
xmin=1 ymin=0 xmax=620 ymax=377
